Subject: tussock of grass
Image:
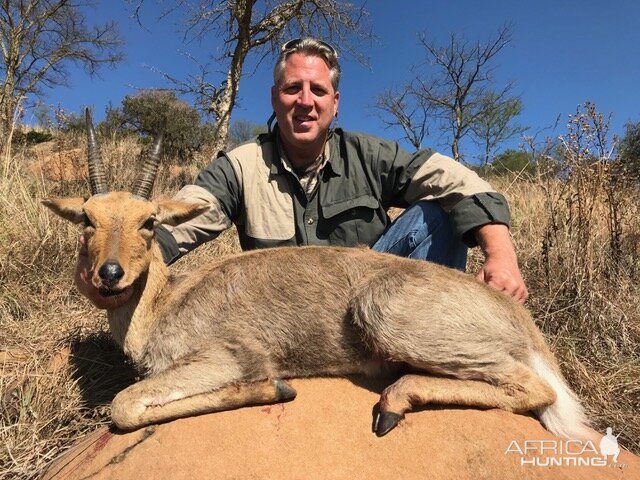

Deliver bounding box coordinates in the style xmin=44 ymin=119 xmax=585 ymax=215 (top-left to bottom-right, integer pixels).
xmin=0 ymin=126 xmax=638 ymax=479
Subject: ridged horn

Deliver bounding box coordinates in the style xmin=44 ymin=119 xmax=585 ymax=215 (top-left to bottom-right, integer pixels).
xmin=85 ymin=108 xmax=109 ymax=195
xmin=131 ymin=133 xmax=163 ymax=199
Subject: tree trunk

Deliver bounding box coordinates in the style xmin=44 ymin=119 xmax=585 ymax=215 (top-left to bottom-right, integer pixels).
xmin=451 ymin=133 xmax=461 ymax=162
xmin=0 ymin=96 xmax=17 ymax=157
xmin=210 ymin=0 xmax=254 ymax=154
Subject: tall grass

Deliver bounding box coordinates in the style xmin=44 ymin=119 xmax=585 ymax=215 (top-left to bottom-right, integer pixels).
xmin=492 ymin=171 xmax=639 ymax=449
xmin=1 ymin=138 xmax=85 ymax=479
xmin=492 ymin=103 xmax=640 ymax=452
xmin=0 ymin=107 xmax=638 ymax=478
xmin=0 ymin=134 xmax=238 ymax=478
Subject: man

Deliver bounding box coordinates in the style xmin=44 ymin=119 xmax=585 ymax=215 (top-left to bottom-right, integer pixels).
xmin=78 ymin=37 xmax=527 ymax=307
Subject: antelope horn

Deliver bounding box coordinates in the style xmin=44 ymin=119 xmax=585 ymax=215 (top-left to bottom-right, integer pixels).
xmin=131 ymin=133 xmax=163 ymax=199
xmin=85 ymin=108 xmax=109 ymax=195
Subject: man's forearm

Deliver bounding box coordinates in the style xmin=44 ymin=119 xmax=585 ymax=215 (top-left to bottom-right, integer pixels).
xmin=475 ymin=224 xmax=518 ymax=262
xmin=474 ymin=223 xmax=529 ymax=303
xmin=158 ymin=185 xmax=232 ymax=264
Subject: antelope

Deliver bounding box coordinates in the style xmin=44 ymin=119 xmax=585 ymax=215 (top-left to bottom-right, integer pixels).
xmin=42 ymin=110 xmax=590 ymax=439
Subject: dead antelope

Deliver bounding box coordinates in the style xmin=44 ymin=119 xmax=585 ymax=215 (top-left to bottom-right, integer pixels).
xmin=42 ymin=110 xmax=590 ymax=439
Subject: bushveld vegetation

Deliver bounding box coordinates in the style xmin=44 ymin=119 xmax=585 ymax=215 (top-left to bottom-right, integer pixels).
xmin=0 ymin=104 xmax=638 ymax=479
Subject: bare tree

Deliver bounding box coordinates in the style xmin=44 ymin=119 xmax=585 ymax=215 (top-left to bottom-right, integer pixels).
xmin=417 ymin=26 xmax=513 ymax=161
xmin=132 ymin=0 xmax=372 ymax=153
xmin=228 ymin=118 xmax=266 ymax=148
xmin=471 ymin=93 xmax=526 ymax=167
xmin=373 ymin=85 xmax=430 ymax=151
xmin=0 ymin=0 xmax=123 ymax=148
xmin=381 ymin=26 xmax=514 ymax=162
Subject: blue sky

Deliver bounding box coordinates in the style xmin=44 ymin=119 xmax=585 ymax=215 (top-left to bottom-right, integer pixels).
xmin=29 ymin=1 xmax=640 ymax=161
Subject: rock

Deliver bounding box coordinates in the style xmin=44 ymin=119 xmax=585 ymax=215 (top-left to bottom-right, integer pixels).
xmin=41 ymin=377 xmax=639 ymax=480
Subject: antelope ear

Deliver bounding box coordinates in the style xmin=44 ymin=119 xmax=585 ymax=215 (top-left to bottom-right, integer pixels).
xmin=155 ymin=199 xmax=211 ymax=226
xmin=41 ymin=197 xmax=88 ymax=224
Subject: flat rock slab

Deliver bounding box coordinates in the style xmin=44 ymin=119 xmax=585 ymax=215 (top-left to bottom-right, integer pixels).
xmin=42 ymin=377 xmax=639 ymax=480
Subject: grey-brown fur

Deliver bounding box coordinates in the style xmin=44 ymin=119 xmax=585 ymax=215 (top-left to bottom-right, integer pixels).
xmin=43 ymin=191 xmax=591 ymax=439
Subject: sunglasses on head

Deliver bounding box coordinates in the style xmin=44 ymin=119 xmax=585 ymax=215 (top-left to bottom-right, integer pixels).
xmin=280 ymin=38 xmax=338 ymax=59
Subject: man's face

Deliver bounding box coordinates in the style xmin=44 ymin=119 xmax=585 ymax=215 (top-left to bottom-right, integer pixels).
xmin=271 ymin=52 xmax=340 ymax=157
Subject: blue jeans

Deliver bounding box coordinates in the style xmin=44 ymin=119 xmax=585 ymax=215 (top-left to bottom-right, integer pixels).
xmin=372 ymin=201 xmax=468 ymax=271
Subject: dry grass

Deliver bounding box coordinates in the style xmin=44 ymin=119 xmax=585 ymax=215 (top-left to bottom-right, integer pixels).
xmin=1 ymin=125 xmax=638 ymax=479
xmin=488 ymin=103 xmax=640 ymax=452
xmin=491 ymin=173 xmax=640 ymax=454
xmin=0 ymin=135 xmax=240 ymax=478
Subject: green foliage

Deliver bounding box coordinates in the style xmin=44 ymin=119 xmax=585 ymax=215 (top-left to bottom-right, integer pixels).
xmin=55 ymin=107 xmax=87 ymax=133
xmin=491 ymin=149 xmax=535 ymax=176
xmin=98 ymin=102 xmax=127 ymax=140
xmin=472 ymin=94 xmax=526 ymax=166
xmin=26 ymin=130 xmax=53 ymax=144
xmin=102 ymin=90 xmax=216 ymax=162
xmin=121 ymin=90 xmax=190 ymax=136
xmin=228 ymin=119 xmax=267 ymax=148
xmin=619 ymin=121 xmax=640 ymax=181
xmin=11 ymin=129 xmax=54 ymax=145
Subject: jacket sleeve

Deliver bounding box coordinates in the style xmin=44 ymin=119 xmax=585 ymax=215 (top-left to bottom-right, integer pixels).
xmin=402 ymin=152 xmax=511 ymax=247
xmin=156 ymin=154 xmax=241 ymax=264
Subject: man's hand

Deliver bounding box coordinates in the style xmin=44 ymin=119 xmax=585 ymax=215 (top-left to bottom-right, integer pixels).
xmin=75 ymin=235 xmax=132 ymax=309
xmin=474 ymin=224 xmax=528 ymax=304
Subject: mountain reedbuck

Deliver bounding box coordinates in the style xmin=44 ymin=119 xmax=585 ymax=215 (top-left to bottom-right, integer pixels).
xmin=42 ymin=110 xmax=590 ymax=438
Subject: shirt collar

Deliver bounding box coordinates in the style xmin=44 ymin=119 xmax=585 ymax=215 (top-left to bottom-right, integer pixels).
xmin=325 ymin=131 xmax=343 ymax=177
xmin=271 ymin=126 xmax=339 ymax=177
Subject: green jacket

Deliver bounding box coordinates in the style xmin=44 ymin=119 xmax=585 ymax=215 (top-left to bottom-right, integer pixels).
xmin=157 ymin=128 xmax=510 ymax=264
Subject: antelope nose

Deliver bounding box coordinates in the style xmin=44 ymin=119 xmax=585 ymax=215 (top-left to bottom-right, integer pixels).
xmin=98 ymin=261 xmax=124 ymax=287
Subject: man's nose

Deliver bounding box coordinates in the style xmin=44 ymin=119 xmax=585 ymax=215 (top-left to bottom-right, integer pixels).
xmin=296 ymin=86 xmax=313 ymax=106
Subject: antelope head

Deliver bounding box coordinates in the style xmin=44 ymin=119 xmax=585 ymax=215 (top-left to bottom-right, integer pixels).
xmin=43 ymin=109 xmax=209 ymax=304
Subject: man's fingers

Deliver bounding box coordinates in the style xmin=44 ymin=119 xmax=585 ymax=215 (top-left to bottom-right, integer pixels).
xmin=484 ymin=273 xmax=528 ymax=304
xmin=78 ymin=234 xmax=88 ymax=255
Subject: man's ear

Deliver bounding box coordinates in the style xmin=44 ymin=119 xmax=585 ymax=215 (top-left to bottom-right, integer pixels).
xmin=155 ymin=199 xmax=210 ymax=227
xmin=41 ymin=197 xmax=88 ymax=224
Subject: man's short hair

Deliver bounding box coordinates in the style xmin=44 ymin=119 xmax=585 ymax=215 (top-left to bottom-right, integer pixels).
xmin=273 ymin=38 xmax=341 ymax=91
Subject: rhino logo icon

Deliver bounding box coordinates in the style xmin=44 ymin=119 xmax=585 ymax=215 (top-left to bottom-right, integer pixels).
xmin=599 ymin=427 xmax=621 ymax=463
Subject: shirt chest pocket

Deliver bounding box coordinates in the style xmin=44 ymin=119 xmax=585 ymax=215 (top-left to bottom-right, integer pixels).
xmin=319 ymin=195 xmax=383 ymax=246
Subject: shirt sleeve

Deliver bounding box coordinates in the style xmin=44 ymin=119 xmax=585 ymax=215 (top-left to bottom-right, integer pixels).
xmin=402 ymin=152 xmax=511 ymax=247
xmin=156 ymin=154 xmax=241 ymax=264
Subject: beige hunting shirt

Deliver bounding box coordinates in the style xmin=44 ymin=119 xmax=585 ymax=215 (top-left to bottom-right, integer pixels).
xmin=156 ymin=127 xmax=509 ymax=263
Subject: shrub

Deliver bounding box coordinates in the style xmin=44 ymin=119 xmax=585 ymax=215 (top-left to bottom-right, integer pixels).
xmin=619 ymin=121 xmax=640 ymax=182
xmin=119 ymin=90 xmax=216 ymax=162
xmin=11 ymin=129 xmax=54 ymax=145
xmin=491 ymin=149 xmax=535 ymax=176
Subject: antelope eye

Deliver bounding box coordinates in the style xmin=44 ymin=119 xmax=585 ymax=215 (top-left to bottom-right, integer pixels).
xmin=83 ymin=213 xmax=95 ymax=229
xmin=141 ymin=218 xmax=155 ymax=231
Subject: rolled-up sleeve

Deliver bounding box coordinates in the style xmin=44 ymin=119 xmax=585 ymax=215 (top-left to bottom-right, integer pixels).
xmin=449 ymin=192 xmax=511 ymax=247
xmin=403 ymin=152 xmax=511 ymax=247
xmin=156 ymin=154 xmax=241 ymax=264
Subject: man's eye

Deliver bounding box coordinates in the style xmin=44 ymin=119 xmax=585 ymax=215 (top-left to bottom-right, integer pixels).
xmin=141 ymin=218 xmax=155 ymax=231
xmin=83 ymin=214 xmax=94 ymax=228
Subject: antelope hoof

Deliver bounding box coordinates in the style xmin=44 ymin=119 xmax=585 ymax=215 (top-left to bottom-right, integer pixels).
xmin=374 ymin=411 xmax=404 ymax=437
xmin=273 ymin=379 xmax=297 ymax=402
